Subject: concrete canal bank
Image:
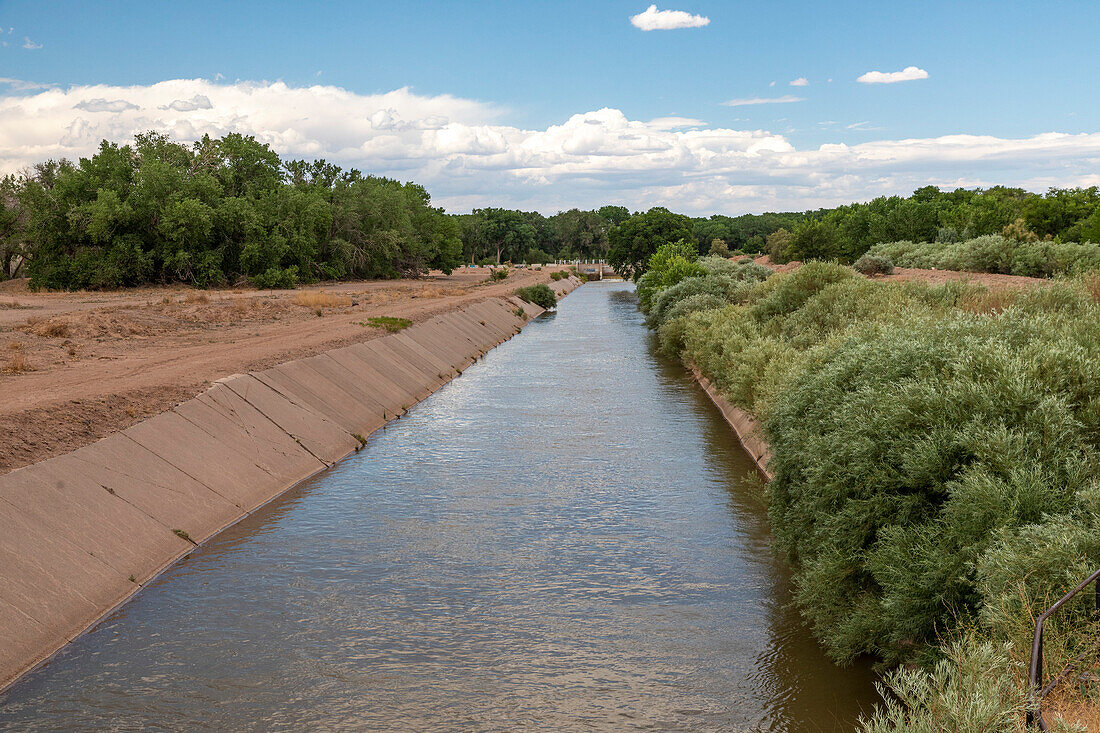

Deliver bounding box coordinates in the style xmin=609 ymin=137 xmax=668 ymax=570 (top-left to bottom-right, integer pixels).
xmin=0 ymin=276 xmax=581 ymax=691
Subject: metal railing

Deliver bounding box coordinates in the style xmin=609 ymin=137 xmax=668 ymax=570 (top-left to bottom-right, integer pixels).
xmin=1027 ymin=567 xmax=1100 ymax=729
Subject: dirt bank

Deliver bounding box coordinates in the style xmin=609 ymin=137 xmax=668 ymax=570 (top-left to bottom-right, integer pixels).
xmin=0 ymin=267 xmax=567 ymax=474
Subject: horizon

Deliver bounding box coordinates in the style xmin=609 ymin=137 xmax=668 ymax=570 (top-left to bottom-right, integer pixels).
xmin=2 ymin=0 xmax=1098 ymax=216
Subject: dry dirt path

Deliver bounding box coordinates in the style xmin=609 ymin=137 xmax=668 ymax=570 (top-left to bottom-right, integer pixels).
xmin=0 ymin=267 xmax=560 ymax=473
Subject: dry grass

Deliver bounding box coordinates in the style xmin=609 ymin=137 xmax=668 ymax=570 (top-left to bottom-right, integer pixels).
xmin=957 ymin=286 xmax=1020 ymax=314
xmin=3 ymin=352 xmax=33 ymax=373
xmin=21 ymin=318 xmax=71 ymax=338
xmin=290 ymin=290 xmax=353 ymax=308
xmin=183 ymin=292 xmax=210 ymax=304
xmin=1081 ymin=272 xmax=1100 ymax=304
xmin=6 ymin=340 xmax=23 ymax=350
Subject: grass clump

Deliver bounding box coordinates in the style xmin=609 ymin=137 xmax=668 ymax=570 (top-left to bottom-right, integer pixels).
xmin=514 ymin=283 xmax=557 ymax=309
xmin=549 ymin=270 xmax=566 ymax=281
xmin=2 ymin=352 xmax=34 ymax=373
xmin=486 ymin=266 xmax=509 ymax=282
xmin=362 ymin=316 xmax=411 ymax=333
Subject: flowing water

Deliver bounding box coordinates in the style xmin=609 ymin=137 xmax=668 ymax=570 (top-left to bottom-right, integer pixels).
xmin=0 ymin=281 xmax=878 ymax=731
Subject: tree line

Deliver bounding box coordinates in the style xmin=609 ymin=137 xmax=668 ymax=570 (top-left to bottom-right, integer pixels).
xmin=3 ymin=131 xmax=1100 ymax=289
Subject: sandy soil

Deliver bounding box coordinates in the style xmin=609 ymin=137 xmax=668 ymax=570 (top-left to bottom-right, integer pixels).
xmin=751 ymin=255 xmax=1052 ymax=288
xmin=0 ymin=266 xmax=561 ymax=474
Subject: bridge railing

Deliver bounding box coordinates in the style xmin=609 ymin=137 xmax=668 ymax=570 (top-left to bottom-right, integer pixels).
xmin=1027 ymin=567 xmax=1100 ymax=729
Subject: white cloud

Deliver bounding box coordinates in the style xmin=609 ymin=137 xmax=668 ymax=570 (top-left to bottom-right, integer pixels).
xmin=769 ymin=81 xmax=776 ymax=87
xmin=22 ymin=36 xmax=41 ymax=50
xmin=1 ymin=78 xmax=1099 ymax=215
xmin=723 ymin=95 xmax=804 ymax=107
xmin=629 ymin=5 xmax=710 ymax=31
xmin=789 ymin=77 xmax=809 ymax=87
xmin=857 ymin=66 xmax=929 ymax=84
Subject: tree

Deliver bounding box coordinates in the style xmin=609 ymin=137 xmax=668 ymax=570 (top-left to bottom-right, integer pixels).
xmin=469 ymin=208 xmax=536 ymax=264
xmin=607 ymin=207 xmax=694 ymax=281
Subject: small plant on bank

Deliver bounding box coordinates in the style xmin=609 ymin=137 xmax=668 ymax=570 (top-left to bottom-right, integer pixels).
xmin=352 ymin=433 xmax=368 ymax=447
xmin=853 ymin=253 xmax=895 ymax=277
xmin=2 ymin=352 xmax=33 ymax=373
xmin=172 ymin=529 xmax=192 ymax=543
xmin=513 ymin=307 xmax=526 ymax=319
xmin=486 ymin=266 xmax=509 ymax=282
xmin=514 ymin=283 xmax=557 ymax=309
xmin=550 ymin=270 xmax=565 ymax=281
xmin=362 ymin=316 xmax=411 ymax=333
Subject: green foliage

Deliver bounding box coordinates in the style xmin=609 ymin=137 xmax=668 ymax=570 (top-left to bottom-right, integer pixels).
xmin=514 ymin=283 xmax=557 ymax=309
xmin=853 ymin=253 xmax=895 ymax=276
xmin=15 ymin=132 xmax=463 ymax=290
xmin=486 ymin=266 xmax=509 ymax=282
xmin=667 ymin=266 xmax=1100 ymax=669
xmin=549 ymin=270 xmax=566 ymax=281
xmin=858 ymin=637 xmax=1036 ymax=733
xmin=635 ymin=240 xmax=705 ymax=309
xmin=607 ymin=207 xmax=694 ymax=281
xmin=868 ymin=235 xmax=1100 ymax=277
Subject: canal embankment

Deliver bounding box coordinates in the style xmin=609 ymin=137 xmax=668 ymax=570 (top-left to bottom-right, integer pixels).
xmin=0 ymin=275 xmax=581 ymax=692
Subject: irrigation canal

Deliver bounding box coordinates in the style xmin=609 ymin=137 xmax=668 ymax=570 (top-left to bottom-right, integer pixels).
xmin=0 ymin=281 xmax=877 ymax=731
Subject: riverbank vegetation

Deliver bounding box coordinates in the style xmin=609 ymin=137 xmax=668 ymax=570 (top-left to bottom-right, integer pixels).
xmin=638 ymin=246 xmax=1100 ymax=729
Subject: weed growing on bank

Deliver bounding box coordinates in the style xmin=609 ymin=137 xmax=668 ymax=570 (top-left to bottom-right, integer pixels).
xmin=514 ymin=283 xmax=556 ymax=309
xmin=361 ymin=316 xmax=411 ymax=333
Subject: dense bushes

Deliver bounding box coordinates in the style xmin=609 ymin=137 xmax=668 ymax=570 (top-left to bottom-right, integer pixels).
xmin=514 ymin=283 xmax=557 ymax=309
xmin=667 ymin=265 xmax=1100 ymax=666
xmin=635 ymin=249 xmax=1100 ymax=724
xmin=867 ymin=236 xmax=1100 ymax=277
xmin=6 ymin=132 xmax=463 ymax=289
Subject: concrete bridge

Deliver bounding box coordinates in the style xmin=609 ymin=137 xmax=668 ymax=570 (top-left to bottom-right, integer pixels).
xmin=558 ymin=260 xmax=622 ymax=280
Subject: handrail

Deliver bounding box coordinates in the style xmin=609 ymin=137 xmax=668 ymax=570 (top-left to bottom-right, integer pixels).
xmin=1027 ymin=567 xmax=1100 ymax=729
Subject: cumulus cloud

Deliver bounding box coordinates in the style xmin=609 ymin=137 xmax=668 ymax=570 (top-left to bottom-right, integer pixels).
xmin=723 ymin=95 xmax=804 ymax=107
xmin=1 ymin=78 xmax=1098 ymax=215
xmin=857 ymin=66 xmax=929 ymax=84
xmin=789 ymin=77 xmax=809 ymax=87
xmin=22 ymin=36 xmax=41 ymax=50
xmin=629 ymin=5 xmax=710 ymax=31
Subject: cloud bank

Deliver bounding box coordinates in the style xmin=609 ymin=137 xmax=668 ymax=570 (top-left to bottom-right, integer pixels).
xmin=630 ymin=5 xmax=710 ymax=31
xmin=857 ymin=66 xmax=929 ymax=84
xmin=1 ymin=78 xmax=1097 ymax=215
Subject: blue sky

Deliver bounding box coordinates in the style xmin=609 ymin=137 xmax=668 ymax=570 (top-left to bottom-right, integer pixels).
xmin=2 ymin=1 xmax=1099 ymax=214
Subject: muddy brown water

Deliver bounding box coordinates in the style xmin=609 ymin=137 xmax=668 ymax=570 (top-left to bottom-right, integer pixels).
xmin=0 ymin=281 xmax=878 ymax=731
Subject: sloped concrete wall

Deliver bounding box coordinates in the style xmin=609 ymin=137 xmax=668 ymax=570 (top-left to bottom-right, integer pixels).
xmin=689 ymin=364 xmax=773 ymax=481
xmin=0 ymin=278 xmax=581 ymax=691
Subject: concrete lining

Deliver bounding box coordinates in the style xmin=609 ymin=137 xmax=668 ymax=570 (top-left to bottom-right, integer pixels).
xmin=0 ymin=291 xmax=581 ymax=691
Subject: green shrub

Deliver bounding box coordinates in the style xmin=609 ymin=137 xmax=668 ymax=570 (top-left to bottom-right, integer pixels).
xmin=853 ymin=253 xmax=895 ymax=276
xmin=514 ymin=283 xmax=557 ymax=309
xmin=251 ymin=266 xmax=299 ymax=289
xmin=486 ymin=266 xmax=509 ymax=282
xmin=867 ymin=236 xmax=1100 ymax=278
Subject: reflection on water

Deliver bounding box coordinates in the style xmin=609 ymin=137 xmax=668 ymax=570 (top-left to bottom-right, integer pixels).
xmin=0 ymin=282 xmax=878 ymax=731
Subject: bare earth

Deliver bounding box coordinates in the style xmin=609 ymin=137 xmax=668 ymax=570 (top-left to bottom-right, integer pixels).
xmin=0 ymin=267 xmax=560 ymax=474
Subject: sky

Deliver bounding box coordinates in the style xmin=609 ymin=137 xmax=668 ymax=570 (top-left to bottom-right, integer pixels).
xmin=1 ymin=0 xmax=1099 ymax=215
